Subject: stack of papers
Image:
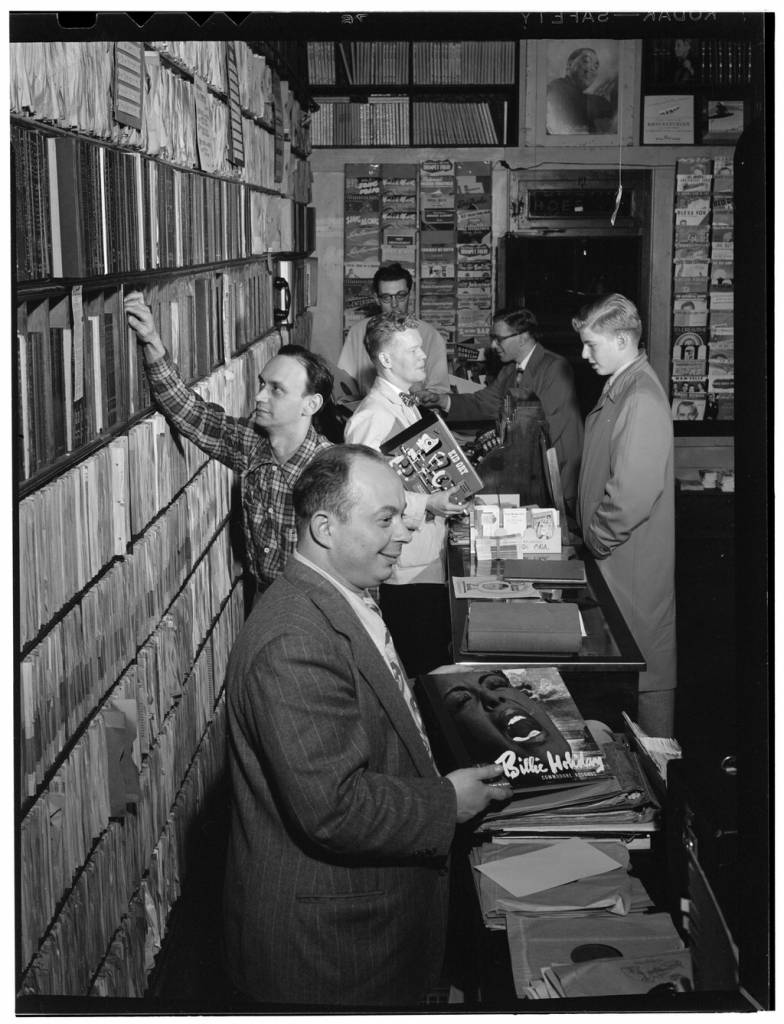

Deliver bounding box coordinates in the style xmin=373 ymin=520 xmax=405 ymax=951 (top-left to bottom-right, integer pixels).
xmin=471 ymin=838 xmax=653 ymax=929
xmin=471 ymin=839 xmax=686 ymax=999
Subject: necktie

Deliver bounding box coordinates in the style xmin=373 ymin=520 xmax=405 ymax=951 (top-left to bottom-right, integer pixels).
xmin=400 ymin=391 xmax=417 ymax=407
xmin=361 ymin=594 xmax=434 ymax=759
xmin=515 ymin=365 xmax=526 ymax=388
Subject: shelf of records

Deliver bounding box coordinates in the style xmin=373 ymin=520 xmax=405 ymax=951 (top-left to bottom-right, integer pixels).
xmin=12 ymin=122 xmax=312 ymax=283
xmin=670 ymin=155 xmax=734 ymax=423
xmin=307 ymin=39 xmax=517 ymax=87
xmin=19 ymin=483 xmax=237 ymax=815
xmin=18 ymin=332 xmax=276 ymax=652
xmin=10 ymin=38 xmax=312 ymax=178
xmin=15 ymin=273 xmax=283 ymax=487
xmin=19 ymin=642 xmax=238 ymax=997
xmin=344 ymin=159 xmax=493 ymax=351
xmin=311 ymin=95 xmax=510 ymax=148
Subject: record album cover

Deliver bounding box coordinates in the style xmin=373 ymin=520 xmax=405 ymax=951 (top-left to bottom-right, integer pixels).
xmin=418 ymin=665 xmax=610 ymax=789
xmin=380 ymin=408 xmax=483 ymax=501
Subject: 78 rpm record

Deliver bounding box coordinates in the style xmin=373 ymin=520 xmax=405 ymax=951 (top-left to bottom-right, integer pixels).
xmin=507 ymin=911 xmax=685 ymax=988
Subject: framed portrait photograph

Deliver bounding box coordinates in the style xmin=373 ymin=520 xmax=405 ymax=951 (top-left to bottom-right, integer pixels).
xmin=544 ymin=39 xmax=621 ymax=140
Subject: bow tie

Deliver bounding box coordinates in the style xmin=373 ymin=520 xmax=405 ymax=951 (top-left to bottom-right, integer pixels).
xmin=400 ymin=392 xmax=417 ymax=407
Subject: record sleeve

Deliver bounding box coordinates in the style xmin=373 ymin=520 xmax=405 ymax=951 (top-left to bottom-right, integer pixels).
xmin=380 ymin=408 xmax=483 ymax=501
xmin=417 ymin=665 xmax=610 ymax=790
xmin=506 ymin=909 xmax=685 ymax=992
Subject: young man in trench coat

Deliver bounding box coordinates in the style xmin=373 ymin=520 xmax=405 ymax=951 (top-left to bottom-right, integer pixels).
xmin=572 ymin=294 xmax=677 ymax=735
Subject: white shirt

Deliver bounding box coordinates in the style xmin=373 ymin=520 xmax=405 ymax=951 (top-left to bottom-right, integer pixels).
xmin=345 ymin=376 xmax=420 ymax=451
xmin=517 ymin=343 xmax=537 ymax=373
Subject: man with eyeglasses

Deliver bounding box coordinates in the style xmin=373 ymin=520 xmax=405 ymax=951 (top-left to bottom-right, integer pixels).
xmin=338 ymin=263 xmax=450 ymax=399
xmin=420 ymin=308 xmax=583 ymax=514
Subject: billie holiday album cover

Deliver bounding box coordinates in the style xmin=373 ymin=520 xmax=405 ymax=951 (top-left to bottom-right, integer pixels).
xmin=418 ymin=665 xmax=610 ymax=790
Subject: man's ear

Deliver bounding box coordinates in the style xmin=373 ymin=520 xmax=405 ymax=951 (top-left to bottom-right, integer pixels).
xmin=378 ymin=350 xmax=391 ymax=369
xmin=303 ymin=391 xmax=324 ymax=416
xmin=616 ymin=330 xmax=631 ymax=351
xmin=308 ymin=510 xmax=332 ymax=549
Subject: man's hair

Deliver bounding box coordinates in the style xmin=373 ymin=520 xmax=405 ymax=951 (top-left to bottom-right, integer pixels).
xmin=565 ymin=47 xmax=597 ymax=73
xmin=293 ymin=444 xmax=388 ymax=531
xmin=493 ymin=308 xmax=540 ymax=341
xmin=372 ymin=262 xmax=413 ymax=293
xmin=363 ymin=313 xmax=419 ymax=363
xmin=571 ymin=293 xmax=643 ymax=345
xmin=277 ymin=344 xmax=334 ymax=404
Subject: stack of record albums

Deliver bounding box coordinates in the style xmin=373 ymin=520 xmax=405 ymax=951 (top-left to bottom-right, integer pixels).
xmin=417 ymin=664 xmax=689 ymax=998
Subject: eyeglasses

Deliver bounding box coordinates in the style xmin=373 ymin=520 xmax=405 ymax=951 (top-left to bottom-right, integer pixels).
xmin=489 ymin=331 xmax=520 ymax=343
xmin=378 ymin=291 xmax=410 ymax=305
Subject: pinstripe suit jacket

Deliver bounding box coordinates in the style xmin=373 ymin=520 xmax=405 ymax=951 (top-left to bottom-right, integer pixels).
xmin=223 ymin=558 xmax=457 ymax=1007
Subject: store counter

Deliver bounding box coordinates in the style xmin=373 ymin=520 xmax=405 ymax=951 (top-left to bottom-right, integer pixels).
xmin=446 ymin=541 xmax=645 ymax=730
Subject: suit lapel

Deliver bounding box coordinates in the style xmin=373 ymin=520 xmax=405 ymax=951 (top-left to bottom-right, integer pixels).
xmin=524 ymin=343 xmax=544 ymax=383
xmin=283 ymin=560 xmax=437 ymax=776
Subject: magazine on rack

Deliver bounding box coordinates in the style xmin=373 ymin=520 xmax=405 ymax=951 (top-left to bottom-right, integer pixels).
xmin=417 ymin=664 xmax=610 ymax=792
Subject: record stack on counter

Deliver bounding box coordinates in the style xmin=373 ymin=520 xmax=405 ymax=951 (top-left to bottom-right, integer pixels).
xmin=418 ymin=663 xmax=688 ymax=999
xmin=470 ymin=837 xmax=690 ymax=999
xmin=418 ymin=665 xmax=661 ymax=843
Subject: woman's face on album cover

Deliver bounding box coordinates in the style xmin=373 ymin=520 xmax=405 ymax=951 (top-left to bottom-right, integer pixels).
xmin=437 ymin=672 xmax=571 ymax=763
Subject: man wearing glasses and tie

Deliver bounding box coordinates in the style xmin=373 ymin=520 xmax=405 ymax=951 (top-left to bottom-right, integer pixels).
xmin=338 ymin=262 xmax=450 ymax=399
xmin=420 ymin=308 xmax=584 ymax=515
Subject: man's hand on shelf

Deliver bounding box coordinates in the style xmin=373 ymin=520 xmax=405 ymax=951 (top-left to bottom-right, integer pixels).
xmin=124 ymin=290 xmax=166 ymax=360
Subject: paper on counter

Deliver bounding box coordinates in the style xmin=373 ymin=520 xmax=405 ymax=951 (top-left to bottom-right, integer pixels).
xmin=452 ymin=576 xmax=541 ymax=600
xmin=474 ymin=837 xmax=621 ymax=898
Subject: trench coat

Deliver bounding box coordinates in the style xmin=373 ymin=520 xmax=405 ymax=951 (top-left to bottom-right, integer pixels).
xmin=577 ymin=353 xmax=677 ymax=694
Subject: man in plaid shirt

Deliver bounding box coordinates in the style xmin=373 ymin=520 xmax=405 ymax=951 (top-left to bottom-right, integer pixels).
xmin=124 ymin=291 xmax=332 ymax=592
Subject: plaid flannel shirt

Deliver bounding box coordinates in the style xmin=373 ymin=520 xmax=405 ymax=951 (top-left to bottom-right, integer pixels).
xmin=146 ymin=353 xmax=331 ymax=586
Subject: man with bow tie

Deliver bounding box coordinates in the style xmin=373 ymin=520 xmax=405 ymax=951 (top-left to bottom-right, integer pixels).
xmin=344 ymin=314 xmax=465 ymax=676
xmin=420 ymin=308 xmax=584 ymax=514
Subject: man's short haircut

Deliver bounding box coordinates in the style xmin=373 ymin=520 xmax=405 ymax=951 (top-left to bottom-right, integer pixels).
xmin=571 ymin=293 xmax=643 ymax=345
xmin=364 ymin=313 xmax=419 ymax=364
xmin=277 ymin=344 xmax=334 ymax=404
xmin=493 ymin=307 xmax=540 ymax=341
xmin=293 ymin=444 xmax=388 ymax=531
xmin=372 ymin=262 xmax=413 ymax=293
xmin=566 ymin=47 xmax=597 ymax=73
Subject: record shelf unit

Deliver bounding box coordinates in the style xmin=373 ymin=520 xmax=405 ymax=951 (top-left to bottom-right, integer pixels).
xmin=13 ymin=38 xmax=315 ymax=998
xmin=308 ymin=39 xmax=519 ymax=148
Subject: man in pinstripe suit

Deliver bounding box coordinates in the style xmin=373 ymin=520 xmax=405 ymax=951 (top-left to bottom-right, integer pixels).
xmin=223 ymin=445 xmax=510 ymax=1007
